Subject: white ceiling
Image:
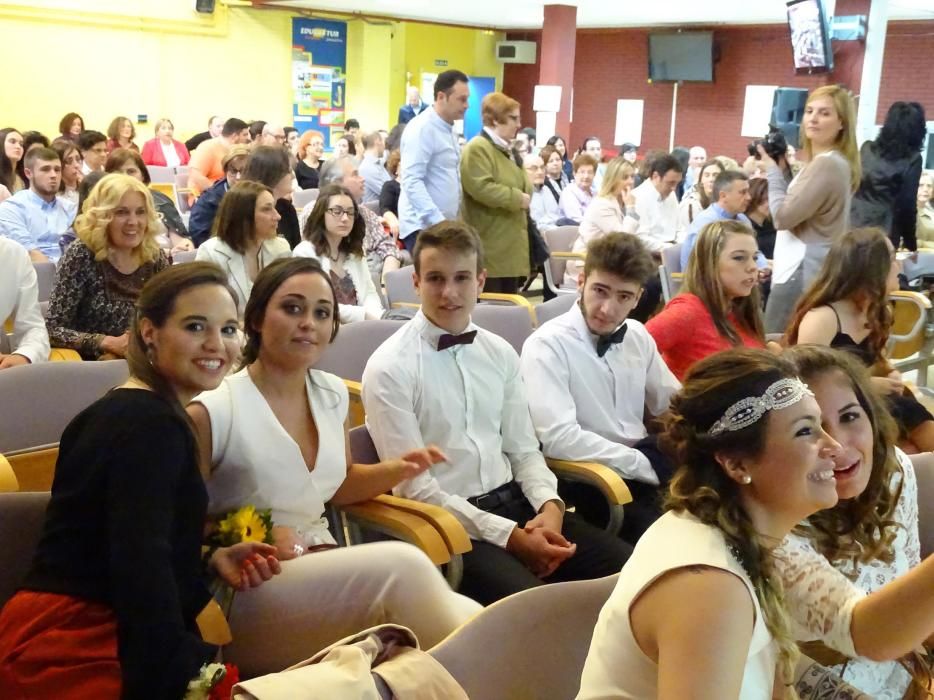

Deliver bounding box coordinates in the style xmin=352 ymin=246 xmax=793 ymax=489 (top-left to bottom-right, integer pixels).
xmin=261 ymin=0 xmax=934 ymax=30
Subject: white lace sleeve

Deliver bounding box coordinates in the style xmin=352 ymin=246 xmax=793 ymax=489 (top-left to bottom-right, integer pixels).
xmin=774 ymin=533 xmax=864 ymax=657
xmin=893 ymin=448 xmax=921 ymax=570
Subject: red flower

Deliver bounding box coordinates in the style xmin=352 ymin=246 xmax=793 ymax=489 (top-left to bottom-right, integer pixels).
xmin=208 ymin=663 xmax=239 ymax=700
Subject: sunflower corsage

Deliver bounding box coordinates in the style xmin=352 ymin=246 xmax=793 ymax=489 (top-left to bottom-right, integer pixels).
xmin=204 ymin=505 xmax=275 ymax=616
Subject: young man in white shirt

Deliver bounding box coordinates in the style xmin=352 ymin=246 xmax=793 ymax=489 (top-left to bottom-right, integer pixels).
xmin=0 ymin=237 xmax=50 ymax=368
xmin=521 ymin=232 xmax=679 ymax=543
xmin=362 ymin=221 xmax=630 ymax=604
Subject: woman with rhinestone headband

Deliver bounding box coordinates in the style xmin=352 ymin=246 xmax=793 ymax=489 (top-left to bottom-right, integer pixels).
xmin=778 ymin=345 xmax=934 ymax=698
xmin=579 ymin=348 xmax=858 ymax=699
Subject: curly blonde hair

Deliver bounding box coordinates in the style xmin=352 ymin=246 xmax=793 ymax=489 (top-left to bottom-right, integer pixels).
xmin=74 ymin=173 xmax=162 ymax=264
xmin=661 ymin=349 xmax=804 ymax=698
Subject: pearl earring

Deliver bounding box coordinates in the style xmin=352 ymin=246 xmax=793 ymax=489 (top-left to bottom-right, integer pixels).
xmin=741 ymin=475 xmax=752 ymax=484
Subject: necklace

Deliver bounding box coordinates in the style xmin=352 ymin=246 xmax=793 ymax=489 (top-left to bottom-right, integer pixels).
xmin=328 ymin=249 xmax=341 ymax=263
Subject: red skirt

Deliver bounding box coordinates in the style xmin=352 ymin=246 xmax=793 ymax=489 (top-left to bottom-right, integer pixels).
xmin=0 ymin=591 xmax=121 ymax=699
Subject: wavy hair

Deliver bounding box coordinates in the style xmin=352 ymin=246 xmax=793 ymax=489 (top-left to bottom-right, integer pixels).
xmin=799 ymin=85 xmax=861 ymax=191
xmin=661 ymin=348 xmax=803 ymax=696
xmin=875 ymin=101 xmax=927 ymax=161
xmin=783 ymin=228 xmax=893 ymax=360
xmin=783 ymin=345 xmax=902 ymax=565
xmin=73 ymin=173 xmax=162 ymax=264
xmin=106 ymin=116 xmax=136 ymax=144
xmin=682 ymin=219 xmax=764 ymax=345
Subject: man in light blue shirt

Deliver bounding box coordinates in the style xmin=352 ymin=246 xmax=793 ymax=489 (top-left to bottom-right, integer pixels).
xmin=359 ymin=131 xmax=390 ymax=203
xmin=398 ymin=69 xmax=470 ymax=253
xmin=0 ymin=147 xmax=76 ymax=263
xmin=680 ymin=170 xmax=766 ymax=271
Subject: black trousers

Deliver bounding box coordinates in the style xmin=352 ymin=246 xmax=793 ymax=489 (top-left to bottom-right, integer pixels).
xmin=458 ymin=497 xmax=632 ymax=606
xmin=559 ymin=435 xmax=676 ymax=546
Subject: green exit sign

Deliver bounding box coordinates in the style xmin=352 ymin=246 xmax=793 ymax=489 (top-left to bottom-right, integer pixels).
xmin=434 ymin=59 xmax=448 ymax=67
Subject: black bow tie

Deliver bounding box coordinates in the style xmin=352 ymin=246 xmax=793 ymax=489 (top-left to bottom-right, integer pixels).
xmin=596 ymin=324 xmax=627 ymax=358
xmin=437 ymin=331 xmax=477 ymax=351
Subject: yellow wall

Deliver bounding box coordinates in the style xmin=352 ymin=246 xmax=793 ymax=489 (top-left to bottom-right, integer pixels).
xmin=0 ymin=0 xmax=504 ymax=142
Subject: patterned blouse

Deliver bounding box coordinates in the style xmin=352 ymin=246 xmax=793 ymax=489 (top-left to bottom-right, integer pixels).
xmin=775 ymin=448 xmax=919 ymax=699
xmin=46 ymin=241 xmax=169 ymax=359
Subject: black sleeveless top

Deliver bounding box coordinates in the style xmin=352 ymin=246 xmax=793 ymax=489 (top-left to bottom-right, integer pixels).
xmin=827 ymin=304 xmax=876 ymax=366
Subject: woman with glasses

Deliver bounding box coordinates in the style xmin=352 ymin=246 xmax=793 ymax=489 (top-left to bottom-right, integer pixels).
xmin=293 ymin=183 xmax=384 ymax=323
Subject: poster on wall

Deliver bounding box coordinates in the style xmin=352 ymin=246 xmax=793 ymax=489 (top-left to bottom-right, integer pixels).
xmin=292 ymin=18 xmax=347 ymax=150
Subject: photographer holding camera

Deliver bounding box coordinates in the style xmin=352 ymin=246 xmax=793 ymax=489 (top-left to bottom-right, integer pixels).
xmin=758 ymin=85 xmax=861 ymax=334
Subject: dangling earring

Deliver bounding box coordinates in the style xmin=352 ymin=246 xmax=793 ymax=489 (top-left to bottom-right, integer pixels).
xmin=146 ymin=342 xmax=156 ymax=366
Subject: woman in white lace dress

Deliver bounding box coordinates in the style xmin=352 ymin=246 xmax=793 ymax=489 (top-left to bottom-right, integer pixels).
xmin=780 ymin=345 xmax=934 ymax=698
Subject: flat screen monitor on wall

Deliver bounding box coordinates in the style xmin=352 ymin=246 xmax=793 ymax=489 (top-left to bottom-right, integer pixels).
xmin=647 ymin=32 xmax=714 ymax=82
xmin=786 ymin=0 xmax=834 ymax=74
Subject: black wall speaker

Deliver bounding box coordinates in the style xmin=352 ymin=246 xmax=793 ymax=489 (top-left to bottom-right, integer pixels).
xmin=195 ymin=0 xmax=216 ymax=14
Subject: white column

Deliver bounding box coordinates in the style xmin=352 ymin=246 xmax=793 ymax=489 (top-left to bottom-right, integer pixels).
xmin=856 ymin=0 xmax=889 ymax=146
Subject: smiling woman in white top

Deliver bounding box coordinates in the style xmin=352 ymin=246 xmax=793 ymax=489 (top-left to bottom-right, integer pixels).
xmin=578 ymin=349 xmax=843 ymax=700
xmin=187 ymin=257 xmax=480 ymax=677
xmin=195 ymin=180 xmax=291 ymax=318
xmin=292 ymin=183 xmax=384 ymax=323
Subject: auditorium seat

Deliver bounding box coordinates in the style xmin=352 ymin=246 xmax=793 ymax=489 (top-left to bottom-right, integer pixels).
xmin=429 ymin=574 xmax=618 ymax=700
xmin=384 ymin=265 xmax=418 ymax=307
xmin=659 ymin=243 xmax=683 ymax=303
xmin=0 ymin=492 xmax=50 ymax=608
xmin=542 ymin=226 xmax=583 ymax=297
xmin=292 ymin=188 xmax=318 ymax=211
xmin=534 ymin=293 xmax=576 ymax=327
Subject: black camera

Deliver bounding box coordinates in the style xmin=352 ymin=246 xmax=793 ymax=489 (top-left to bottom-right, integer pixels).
xmin=747 ymin=125 xmax=788 ymax=162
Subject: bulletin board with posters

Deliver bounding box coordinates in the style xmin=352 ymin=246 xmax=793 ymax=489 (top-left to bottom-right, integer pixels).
xmin=292 ymin=18 xmax=347 ymax=150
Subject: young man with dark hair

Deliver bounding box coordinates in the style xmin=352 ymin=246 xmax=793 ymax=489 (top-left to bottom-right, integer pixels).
xmin=398 ymin=69 xmax=470 ymax=254
xmin=0 ymin=147 xmax=76 ymax=263
xmin=188 ymin=118 xmax=250 ymax=197
xmin=77 ymin=131 xmax=107 ymax=175
xmin=362 ymin=220 xmax=630 ymax=604
xmin=520 ymin=232 xmax=680 ymax=543
xmin=632 ymin=153 xmax=684 ymax=252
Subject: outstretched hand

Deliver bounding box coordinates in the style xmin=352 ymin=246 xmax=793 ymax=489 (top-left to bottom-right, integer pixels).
xmin=392 ymin=445 xmax=448 ymax=480
xmin=211 ymin=542 xmax=281 ymax=591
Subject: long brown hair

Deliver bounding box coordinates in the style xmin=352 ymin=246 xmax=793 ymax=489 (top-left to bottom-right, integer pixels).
xmin=661 ymin=348 xmax=802 ymax=696
xmin=693 ymin=159 xmax=724 ymax=209
xmin=682 ymin=219 xmax=764 ymax=345
xmin=211 ymin=180 xmax=272 ymax=254
xmin=301 ymin=183 xmax=366 ymax=258
xmin=783 ymin=228 xmax=893 ymax=359
xmin=799 ymin=85 xmax=861 ymax=192
xmin=128 ymin=262 xmax=237 ymax=430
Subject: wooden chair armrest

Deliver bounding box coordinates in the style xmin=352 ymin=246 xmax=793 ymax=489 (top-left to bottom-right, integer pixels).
xmin=49 ymin=348 xmax=82 ymax=362
xmin=671 ymin=272 xmax=684 ymax=280
xmin=373 ymin=494 xmax=472 ymax=555
xmin=478 ymin=293 xmax=534 ymax=309
xmin=390 ymin=301 xmax=421 ymax=310
xmin=890 ymin=290 xmax=933 ymax=308
xmin=339 ymin=500 xmax=452 ymax=566
xmin=0 ymin=454 xmax=19 ymax=493
xmin=6 ymin=446 xmax=58 ymax=492
xmin=546 ymin=458 xmax=633 ymax=506
xmin=343 ymin=380 xmax=365 ymax=427
xmin=550 ymin=251 xmax=585 ymax=260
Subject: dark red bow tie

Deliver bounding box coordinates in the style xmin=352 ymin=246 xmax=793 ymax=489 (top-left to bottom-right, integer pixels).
xmin=437 ymin=331 xmax=477 ymax=351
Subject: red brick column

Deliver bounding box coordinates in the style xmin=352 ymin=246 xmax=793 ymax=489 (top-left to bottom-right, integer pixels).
xmin=539 ymin=4 xmax=577 ymax=140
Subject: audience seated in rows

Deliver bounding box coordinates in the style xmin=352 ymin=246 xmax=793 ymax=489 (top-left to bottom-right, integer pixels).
xmin=293 ymin=184 xmax=385 ymax=322
xmin=140 ymin=118 xmax=191 ymax=168
xmin=0 ymin=236 xmax=50 ymax=368
xmin=632 ymin=153 xmax=682 ymax=253
xmin=646 ymin=219 xmax=765 ymax=380
xmin=0 ymin=147 xmax=76 ymax=263
xmin=104 ymin=149 xmax=193 ymax=255
xmin=460 ymin=91 xmax=532 ymax=294
xmin=362 ymin=221 xmax=631 ymax=605
xmin=187 ymin=257 xmax=478 ymax=676
xmin=522 ymin=233 xmax=679 ymax=543
xmin=195 ymin=180 xmax=290 ymax=319
xmin=188 ymin=145 xmax=249 ymax=247
xmin=46 ymin=174 xmax=169 ymax=360
xmin=188 ymin=117 xmax=250 ymax=197
xmin=558 ymin=153 xmax=596 ymax=225
xmin=676 ymin=157 xmax=723 ymax=239
xmin=398 ymin=70 xmax=469 ymax=254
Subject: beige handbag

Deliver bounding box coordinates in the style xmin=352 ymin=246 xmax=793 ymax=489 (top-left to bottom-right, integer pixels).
xmin=232 ymin=624 xmax=467 ymax=700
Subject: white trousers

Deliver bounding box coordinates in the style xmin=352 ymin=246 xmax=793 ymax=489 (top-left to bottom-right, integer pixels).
xmin=224 ymin=541 xmax=481 ymax=678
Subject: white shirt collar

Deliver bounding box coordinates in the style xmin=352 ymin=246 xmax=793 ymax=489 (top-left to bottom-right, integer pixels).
xmin=413 ymin=309 xmax=478 ymax=350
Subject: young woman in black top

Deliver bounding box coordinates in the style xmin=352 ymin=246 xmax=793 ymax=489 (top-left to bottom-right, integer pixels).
xmin=0 ymin=262 xmax=281 ymax=699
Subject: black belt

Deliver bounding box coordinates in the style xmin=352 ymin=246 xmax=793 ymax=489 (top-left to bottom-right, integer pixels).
xmin=467 ymin=481 xmax=523 ymax=511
